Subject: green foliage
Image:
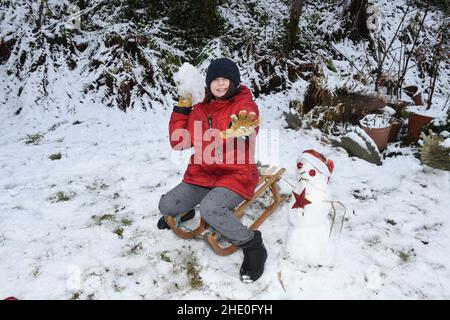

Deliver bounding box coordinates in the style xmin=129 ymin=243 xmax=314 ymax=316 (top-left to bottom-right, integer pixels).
xmin=401 ymin=110 xmax=411 ymax=120
xmin=160 ymin=50 xmax=182 ymax=79
xmin=423 ymin=118 xmax=450 ymax=136
xmin=410 ymin=0 xmax=450 ymax=15
xmin=115 ymin=0 xmax=223 ymax=54
xmin=433 ymin=0 xmax=450 ymax=14
xmin=164 ymin=0 xmax=223 ymax=47
xmin=326 ymin=59 xmax=337 ymax=72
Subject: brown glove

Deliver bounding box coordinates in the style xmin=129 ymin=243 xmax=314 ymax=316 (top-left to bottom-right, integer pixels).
xmin=177 ymin=93 xmax=193 ymax=108
xmin=220 ymin=110 xmax=260 ymax=139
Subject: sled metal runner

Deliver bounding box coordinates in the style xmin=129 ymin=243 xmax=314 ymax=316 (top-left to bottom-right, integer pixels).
xmin=164 ymin=167 xmax=286 ymax=256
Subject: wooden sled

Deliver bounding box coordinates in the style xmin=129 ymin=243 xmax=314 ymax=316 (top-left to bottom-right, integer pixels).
xmin=165 ymin=167 xmax=287 ymax=256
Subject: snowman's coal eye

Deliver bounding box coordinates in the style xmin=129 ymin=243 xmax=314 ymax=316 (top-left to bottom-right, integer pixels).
xmin=309 ymin=169 xmax=316 ymax=177
xmin=297 ymin=162 xmax=303 ymax=169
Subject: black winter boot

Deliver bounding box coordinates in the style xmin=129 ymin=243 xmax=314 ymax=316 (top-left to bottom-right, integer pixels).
xmin=157 ymin=209 xmax=196 ymax=230
xmin=238 ymin=230 xmax=267 ymax=283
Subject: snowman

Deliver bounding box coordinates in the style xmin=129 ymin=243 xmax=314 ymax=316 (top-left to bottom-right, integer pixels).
xmin=285 ymin=149 xmax=335 ymax=266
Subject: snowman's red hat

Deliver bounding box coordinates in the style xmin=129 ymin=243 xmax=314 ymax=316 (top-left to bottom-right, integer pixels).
xmin=300 ymin=150 xmax=334 ymax=178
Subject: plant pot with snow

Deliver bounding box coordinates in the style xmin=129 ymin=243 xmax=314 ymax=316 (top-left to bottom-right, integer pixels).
xmin=403 ymin=85 xmax=423 ymax=106
xmin=408 ymin=112 xmax=434 ymax=142
xmin=388 ymin=118 xmax=402 ymax=142
xmin=405 ymin=105 xmax=437 ymax=142
xmin=359 ymin=114 xmax=392 ymax=152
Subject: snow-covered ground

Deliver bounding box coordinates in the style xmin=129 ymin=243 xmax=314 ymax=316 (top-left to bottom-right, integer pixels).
xmin=1 ymin=87 xmax=449 ymax=299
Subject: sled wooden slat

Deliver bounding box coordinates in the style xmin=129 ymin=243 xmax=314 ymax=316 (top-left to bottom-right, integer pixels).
xmin=165 ymin=215 xmax=207 ymax=239
xmin=165 ymin=167 xmax=286 ymax=256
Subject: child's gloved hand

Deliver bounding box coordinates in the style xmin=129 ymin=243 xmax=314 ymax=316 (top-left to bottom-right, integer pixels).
xmin=220 ymin=110 xmax=260 ymax=139
xmin=177 ymin=93 xmax=193 ymax=108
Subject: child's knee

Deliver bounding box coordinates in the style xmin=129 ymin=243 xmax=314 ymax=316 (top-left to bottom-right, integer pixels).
xmin=198 ymin=199 xmax=213 ymax=220
xmin=199 ymin=198 xmax=222 ymax=223
xmin=158 ymin=194 xmax=175 ymax=216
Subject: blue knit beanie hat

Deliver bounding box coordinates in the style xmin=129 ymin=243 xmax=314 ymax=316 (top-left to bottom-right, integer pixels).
xmin=205 ymin=58 xmax=241 ymax=89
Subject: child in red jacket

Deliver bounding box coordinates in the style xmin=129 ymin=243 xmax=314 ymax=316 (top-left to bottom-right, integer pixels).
xmin=158 ymin=58 xmax=266 ymax=283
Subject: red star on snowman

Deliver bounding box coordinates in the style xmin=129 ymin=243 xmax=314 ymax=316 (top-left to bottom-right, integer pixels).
xmin=291 ymin=188 xmax=311 ymax=213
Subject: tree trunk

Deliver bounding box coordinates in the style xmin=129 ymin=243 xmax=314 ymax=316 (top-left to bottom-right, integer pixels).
xmin=36 ymin=0 xmax=47 ymax=31
xmin=347 ymin=0 xmax=369 ymax=41
xmin=427 ymin=20 xmax=448 ymax=109
xmin=286 ymin=0 xmax=305 ymax=51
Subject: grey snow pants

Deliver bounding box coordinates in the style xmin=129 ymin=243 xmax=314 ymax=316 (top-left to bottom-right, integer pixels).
xmin=158 ymin=182 xmax=254 ymax=245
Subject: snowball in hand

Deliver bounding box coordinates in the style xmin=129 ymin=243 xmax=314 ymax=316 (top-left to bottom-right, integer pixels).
xmin=173 ymin=63 xmax=205 ymax=105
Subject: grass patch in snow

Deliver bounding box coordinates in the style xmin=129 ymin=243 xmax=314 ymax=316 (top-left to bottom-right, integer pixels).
xmin=127 ymin=242 xmax=143 ymax=255
xmin=49 ymin=191 xmax=74 ymax=202
xmin=186 ymin=253 xmax=203 ymax=290
xmin=121 ymin=217 xmax=133 ymax=226
xmin=48 ymin=121 xmax=67 ymax=132
xmin=114 ymin=205 xmax=126 ymax=213
xmin=31 ymin=266 xmax=41 ymax=278
xmin=113 ymin=227 xmax=124 ymax=239
xmin=160 ymin=251 xmax=171 ymax=262
xmin=25 ymin=133 xmax=44 ymax=145
xmin=92 ymin=214 xmax=117 ymax=225
xmin=185 ymin=256 xmax=203 ymax=290
xmin=385 ymin=219 xmax=397 ymax=226
xmin=86 ymin=180 xmax=109 ymax=192
xmin=49 ymin=153 xmax=62 ymax=160
xmin=399 ymin=249 xmax=416 ymax=263
xmin=70 ymin=291 xmax=82 ymax=300
xmin=113 ymin=282 xmax=124 ymax=292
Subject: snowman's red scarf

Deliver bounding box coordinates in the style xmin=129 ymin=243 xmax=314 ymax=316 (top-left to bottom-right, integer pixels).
xmin=301 ymin=150 xmax=332 ymax=178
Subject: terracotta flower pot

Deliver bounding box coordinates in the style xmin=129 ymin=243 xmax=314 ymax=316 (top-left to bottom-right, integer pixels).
xmin=403 ymin=85 xmax=423 ymax=106
xmin=388 ymin=121 xmax=402 ymax=142
xmin=408 ymin=112 xmax=434 ymax=142
xmin=361 ymin=124 xmax=392 ymax=151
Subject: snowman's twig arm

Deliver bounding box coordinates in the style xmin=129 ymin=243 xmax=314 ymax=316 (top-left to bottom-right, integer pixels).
xmin=329 ymin=202 xmax=337 ymax=238
xmin=325 ymin=200 xmax=347 ymax=236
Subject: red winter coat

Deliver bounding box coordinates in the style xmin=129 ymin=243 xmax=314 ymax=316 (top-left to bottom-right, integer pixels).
xmin=168 ymin=85 xmax=259 ymax=200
